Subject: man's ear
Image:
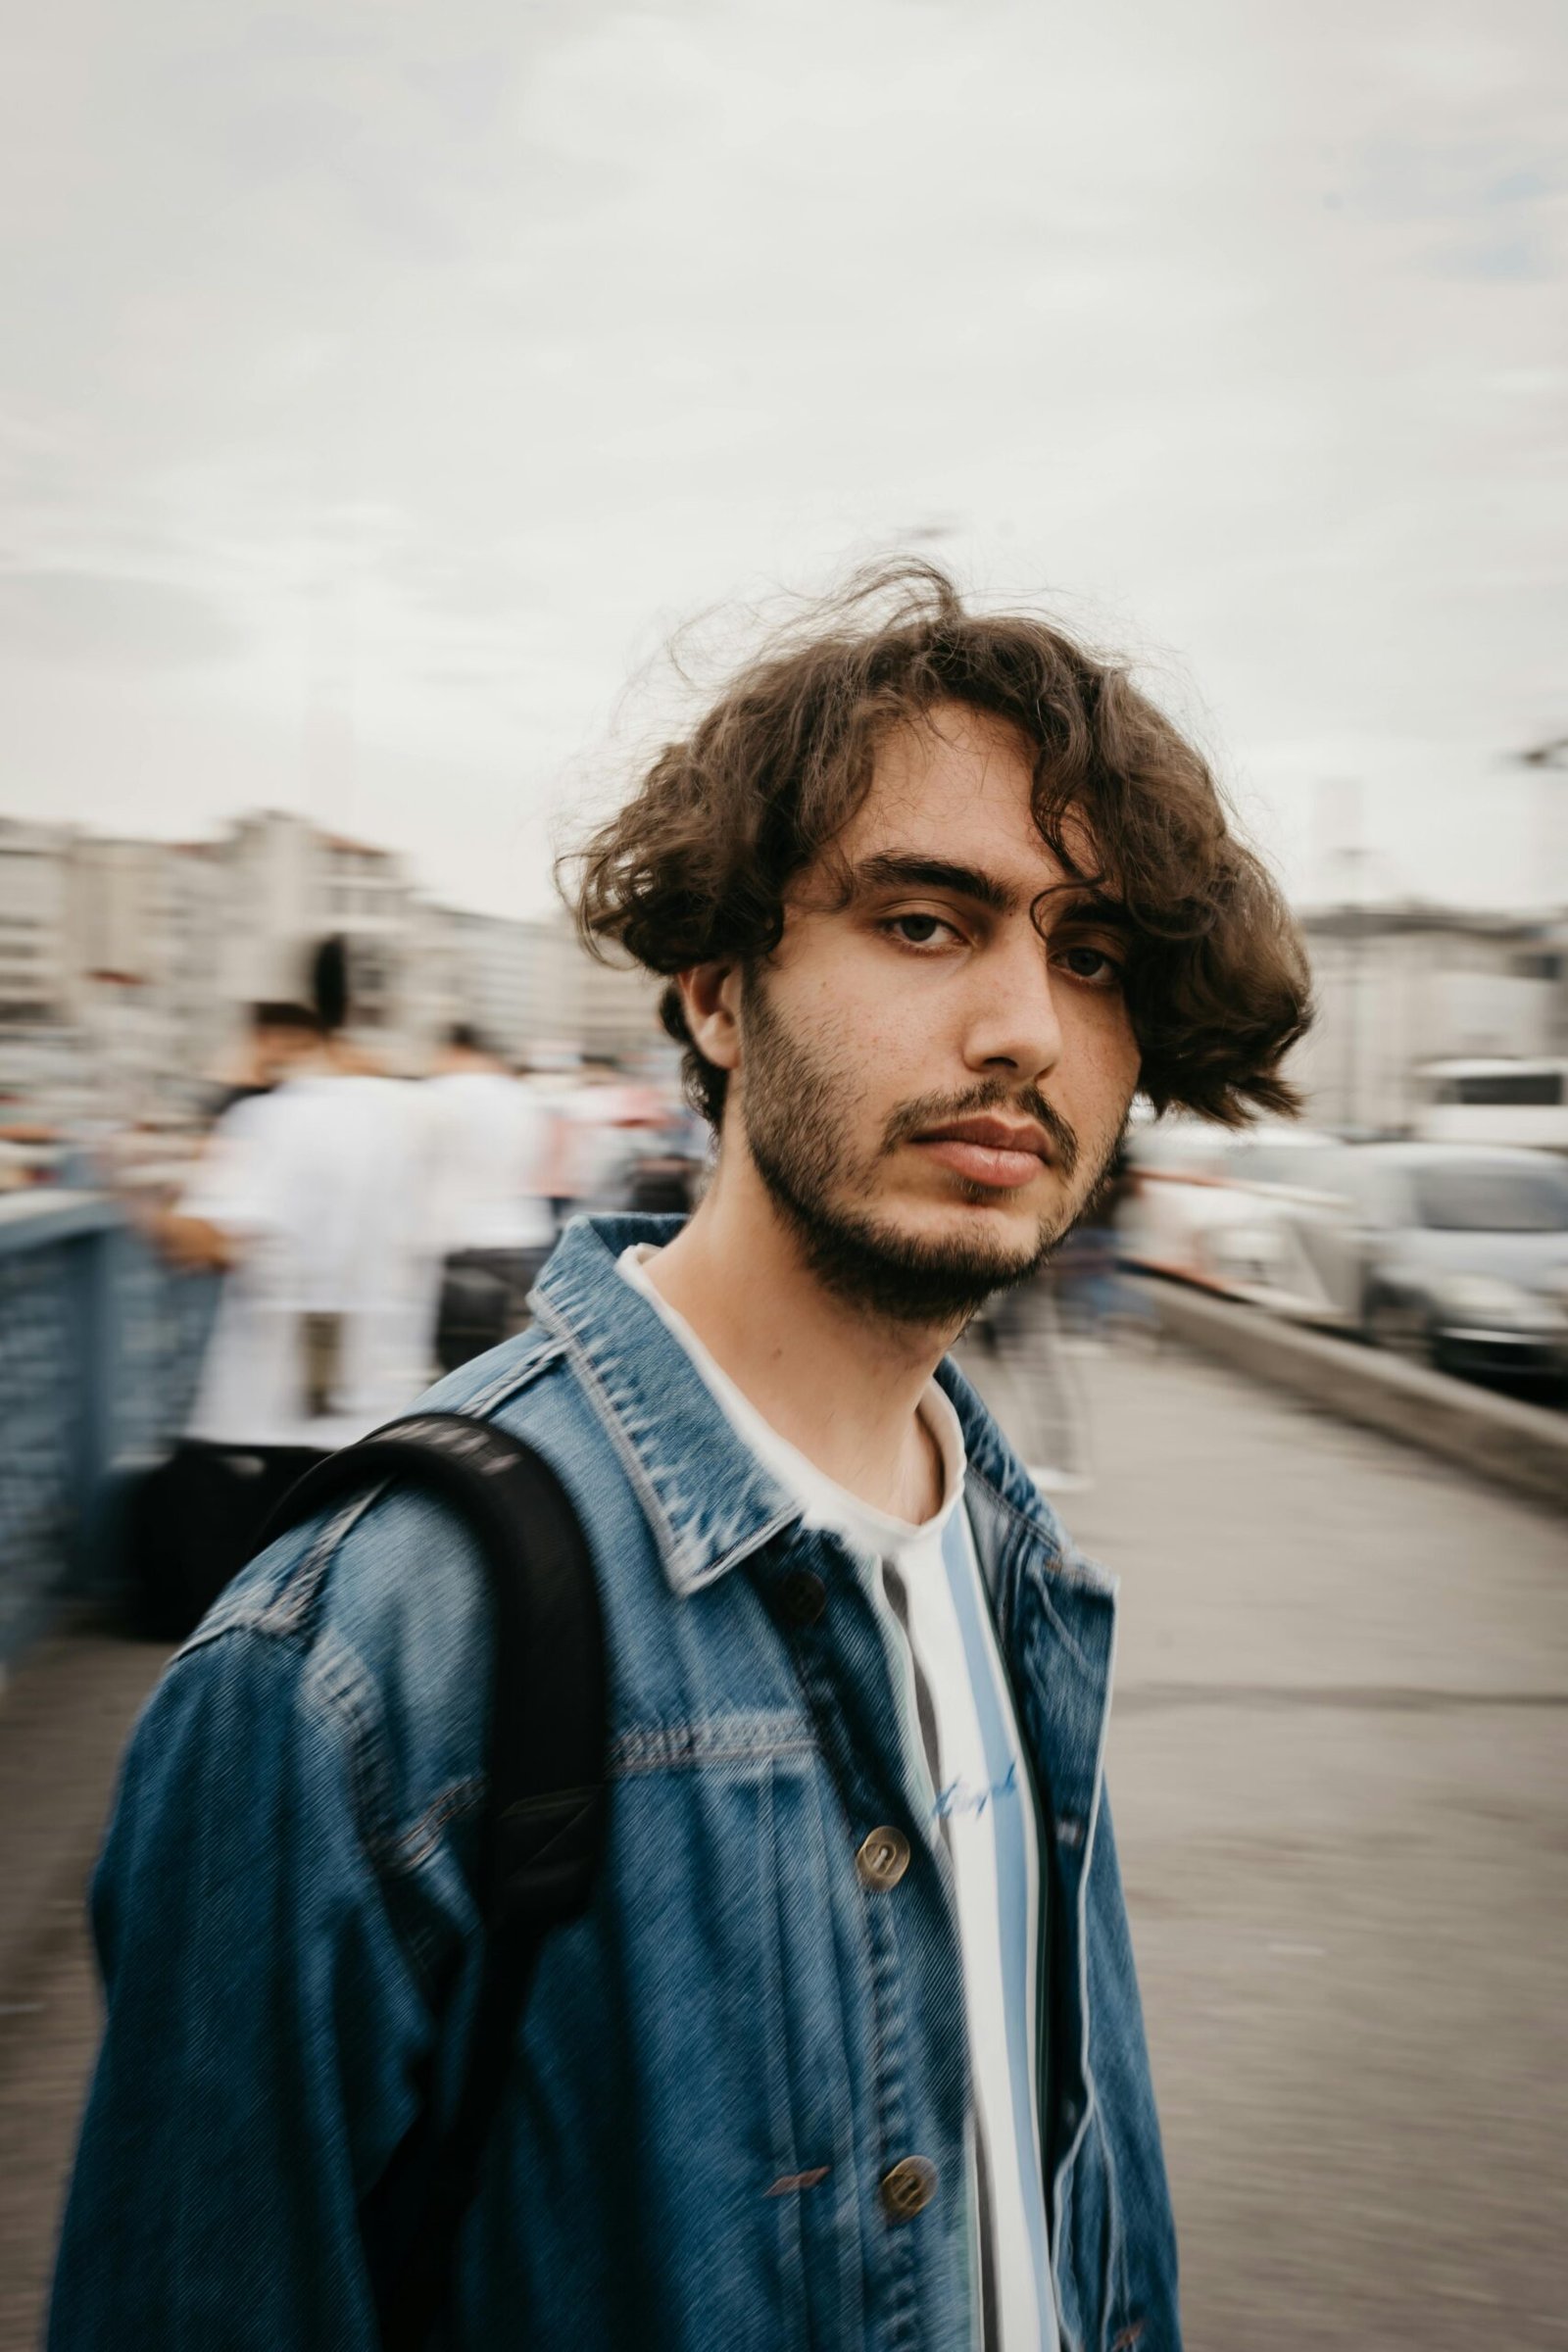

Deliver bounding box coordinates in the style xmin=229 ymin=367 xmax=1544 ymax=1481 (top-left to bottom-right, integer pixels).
xmin=675 ymin=962 xmax=743 ymax=1074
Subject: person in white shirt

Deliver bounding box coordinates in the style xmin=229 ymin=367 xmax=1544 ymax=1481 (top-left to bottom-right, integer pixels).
xmin=138 ymin=940 xmax=444 ymax=1629
xmin=177 ymin=1055 xmax=443 ymax=1451
xmin=425 ymin=1023 xmax=554 ymax=1370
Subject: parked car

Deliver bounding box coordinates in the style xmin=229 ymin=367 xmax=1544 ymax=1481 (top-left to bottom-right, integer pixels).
xmin=1121 ymin=1127 xmax=1568 ymax=1385
xmin=1323 ymin=1144 xmax=1568 ymax=1383
xmin=1118 ymin=1119 xmax=1349 ymax=1318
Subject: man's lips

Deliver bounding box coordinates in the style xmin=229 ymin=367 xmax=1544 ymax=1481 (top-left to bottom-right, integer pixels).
xmin=909 ymin=1115 xmax=1054 ymax=1192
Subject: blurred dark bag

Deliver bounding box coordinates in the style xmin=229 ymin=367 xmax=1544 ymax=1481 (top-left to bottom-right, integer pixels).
xmin=257 ymin=1412 xmax=607 ymax=2352
xmin=624 ymin=1154 xmax=695 ymax=1215
xmin=126 ymin=1440 xmax=325 ymax=1639
xmin=434 ymin=1253 xmax=512 ymax=1373
xmin=434 ymin=1247 xmax=549 ymax=1375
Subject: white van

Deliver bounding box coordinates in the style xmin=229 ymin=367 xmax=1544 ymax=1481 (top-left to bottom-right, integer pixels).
xmin=1414 ymin=1059 xmax=1568 ymax=1154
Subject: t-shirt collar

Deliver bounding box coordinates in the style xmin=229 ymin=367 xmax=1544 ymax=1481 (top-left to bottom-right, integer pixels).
xmin=617 ymin=1241 xmax=967 ymax=1559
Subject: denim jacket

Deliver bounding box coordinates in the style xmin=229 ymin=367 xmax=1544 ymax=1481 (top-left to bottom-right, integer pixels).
xmin=51 ymin=1214 xmax=1179 ymax=2352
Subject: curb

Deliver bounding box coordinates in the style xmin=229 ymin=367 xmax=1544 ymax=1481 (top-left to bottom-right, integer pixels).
xmin=1138 ymin=1279 xmax=1568 ymax=1516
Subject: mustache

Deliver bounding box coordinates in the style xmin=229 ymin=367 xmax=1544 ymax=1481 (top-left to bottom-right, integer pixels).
xmin=880 ymin=1081 xmax=1080 ymax=1179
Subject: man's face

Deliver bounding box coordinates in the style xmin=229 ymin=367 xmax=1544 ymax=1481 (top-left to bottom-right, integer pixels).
xmin=728 ymin=704 xmax=1142 ymax=1325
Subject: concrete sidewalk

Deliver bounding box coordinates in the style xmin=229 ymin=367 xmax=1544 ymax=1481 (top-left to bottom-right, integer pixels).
xmin=1137 ymin=1272 xmax=1568 ymax=1512
xmin=0 ymin=1629 xmax=168 ymax=2345
xmin=1042 ymin=1332 xmax=1568 ymax=2350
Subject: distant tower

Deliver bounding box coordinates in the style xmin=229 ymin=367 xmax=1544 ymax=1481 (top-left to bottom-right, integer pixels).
xmin=1517 ymin=737 xmax=1568 ymax=913
xmin=1515 ymin=739 xmax=1568 ymax=1054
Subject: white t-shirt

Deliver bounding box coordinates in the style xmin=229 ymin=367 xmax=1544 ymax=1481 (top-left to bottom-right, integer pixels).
xmin=425 ymin=1069 xmax=554 ymax=1253
xmin=180 ymin=1071 xmax=445 ymax=1450
xmin=618 ymin=1246 xmax=1057 ymax=2352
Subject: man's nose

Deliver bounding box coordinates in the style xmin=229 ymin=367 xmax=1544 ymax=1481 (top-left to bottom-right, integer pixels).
xmin=959 ymin=929 xmax=1063 ymax=1080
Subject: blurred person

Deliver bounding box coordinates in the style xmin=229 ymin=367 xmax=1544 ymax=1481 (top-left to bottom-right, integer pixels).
xmin=564 ymin=1067 xmax=705 ymax=1217
xmin=52 ymin=566 xmax=1309 ymax=2352
xmin=1049 ymin=1149 xmax=1156 ymax=1344
xmin=619 ymin=1088 xmax=707 ymax=1215
xmin=126 ymin=1001 xmax=318 ymax=1257
xmin=209 ymin=998 xmax=319 ymax=1118
xmin=547 ymin=1053 xmax=638 ymax=1219
xmin=127 ymin=938 xmax=444 ymax=1632
xmin=427 ymin=1020 xmax=555 ymax=1371
xmin=532 ymin=1059 xmax=599 ymax=1228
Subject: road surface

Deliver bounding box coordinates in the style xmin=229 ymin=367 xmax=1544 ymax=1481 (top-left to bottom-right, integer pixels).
xmin=1022 ymin=1331 xmax=1568 ymax=2350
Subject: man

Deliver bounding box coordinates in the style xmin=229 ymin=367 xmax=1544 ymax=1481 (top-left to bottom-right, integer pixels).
xmin=52 ymin=566 xmax=1309 ymax=2350
xmin=206 ymin=998 xmax=320 ymax=1119
xmin=425 ymin=1022 xmax=554 ymax=1371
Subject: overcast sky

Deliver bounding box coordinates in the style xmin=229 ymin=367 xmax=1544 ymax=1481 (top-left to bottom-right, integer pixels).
xmin=2 ymin=0 xmax=1564 ymax=919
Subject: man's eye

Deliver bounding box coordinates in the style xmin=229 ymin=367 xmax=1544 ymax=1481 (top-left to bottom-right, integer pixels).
xmin=1056 ymin=944 xmax=1124 ymax=986
xmin=886 ymin=912 xmax=957 ymax=948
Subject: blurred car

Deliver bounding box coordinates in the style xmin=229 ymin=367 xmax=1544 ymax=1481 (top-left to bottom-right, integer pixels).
xmin=1119 ymin=1119 xmax=1349 ymax=1317
xmin=1121 ymin=1128 xmax=1568 ymax=1385
xmin=1317 ymin=1144 xmax=1568 ymax=1382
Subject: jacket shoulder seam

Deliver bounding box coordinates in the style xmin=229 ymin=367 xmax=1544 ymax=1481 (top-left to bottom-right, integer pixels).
xmin=458 ymin=1331 xmax=569 ymax=1421
xmin=160 ymin=1614 xmax=402 ymax=1852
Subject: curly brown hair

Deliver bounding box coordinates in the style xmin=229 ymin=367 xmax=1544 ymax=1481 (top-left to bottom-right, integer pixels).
xmin=567 ymin=563 xmax=1311 ymax=1128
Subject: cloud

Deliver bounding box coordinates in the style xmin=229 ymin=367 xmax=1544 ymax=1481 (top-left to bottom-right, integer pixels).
xmin=0 ymin=0 xmax=1564 ymax=914
xmin=0 ymin=570 xmax=240 ymax=665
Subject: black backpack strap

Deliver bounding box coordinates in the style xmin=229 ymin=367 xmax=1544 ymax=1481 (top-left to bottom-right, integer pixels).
xmin=259 ymin=1410 xmax=608 ymax=2350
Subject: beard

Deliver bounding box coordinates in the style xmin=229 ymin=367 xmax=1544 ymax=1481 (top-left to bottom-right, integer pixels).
xmin=737 ymin=971 xmax=1127 ymax=1328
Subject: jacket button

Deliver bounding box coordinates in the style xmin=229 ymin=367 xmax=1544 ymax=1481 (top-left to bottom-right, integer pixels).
xmin=879 ymin=2156 xmax=937 ymax=2221
xmin=777 ymin=1570 xmax=826 ymax=1628
xmin=856 ymin=1827 xmax=910 ymax=1889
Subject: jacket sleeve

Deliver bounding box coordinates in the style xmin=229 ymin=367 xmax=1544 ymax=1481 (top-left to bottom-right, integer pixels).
xmin=48 ymin=1622 xmax=436 ymax=2351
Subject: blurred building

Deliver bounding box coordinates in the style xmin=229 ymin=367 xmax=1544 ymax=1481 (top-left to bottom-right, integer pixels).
xmin=391 ymin=904 xmax=657 ymax=1065
xmin=571 ymin=937 xmax=664 ymax=1061
xmin=221 ymin=812 xmax=410 ymax=1039
xmin=0 ymin=820 xmax=71 ymax=1026
xmin=441 ymin=908 xmax=564 ymax=1061
xmin=215 ymin=817 xmax=659 ymax=1066
xmin=63 ymin=837 xmax=230 ymax=1099
xmin=1292 ymin=902 xmax=1568 ymax=1132
xmin=0 ymin=807 xmax=665 ymax=1114
xmin=66 ymin=836 xmax=168 ymax=987
xmin=161 ymin=844 xmax=232 ymax=1082
xmin=399 ymin=897 xmax=466 ymax=1056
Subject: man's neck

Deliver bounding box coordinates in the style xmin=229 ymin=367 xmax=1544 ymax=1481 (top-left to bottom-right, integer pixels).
xmin=640 ymin=1154 xmax=955 ymax=1524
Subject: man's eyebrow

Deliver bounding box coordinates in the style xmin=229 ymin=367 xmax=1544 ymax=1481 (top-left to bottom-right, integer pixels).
xmin=848 ymin=855 xmax=1134 ymax=934
xmin=849 ymin=853 xmax=1016 ymax=914
xmin=1052 ymin=887 xmax=1135 ymax=934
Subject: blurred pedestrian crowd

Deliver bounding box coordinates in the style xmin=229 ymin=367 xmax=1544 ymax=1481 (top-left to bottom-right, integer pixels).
xmin=115 ymin=938 xmax=705 ymax=1632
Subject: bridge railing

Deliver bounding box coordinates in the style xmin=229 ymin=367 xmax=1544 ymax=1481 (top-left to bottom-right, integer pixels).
xmin=0 ymin=1194 xmax=215 ymax=1671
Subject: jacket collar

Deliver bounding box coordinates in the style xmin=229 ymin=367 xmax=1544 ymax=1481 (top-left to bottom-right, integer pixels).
xmin=532 ymin=1214 xmax=800 ymax=1596
xmin=531 ymin=1212 xmax=1105 ymax=1603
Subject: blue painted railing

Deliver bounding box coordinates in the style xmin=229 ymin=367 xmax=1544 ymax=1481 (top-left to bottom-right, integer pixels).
xmin=0 ymin=1195 xmax=215 ymax=1670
